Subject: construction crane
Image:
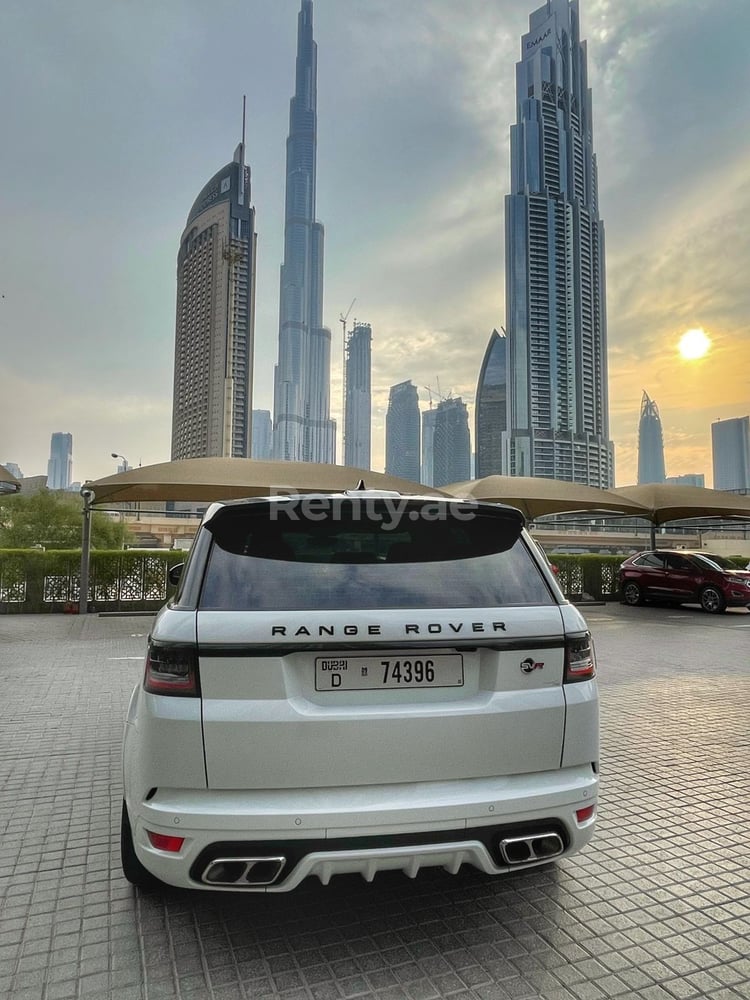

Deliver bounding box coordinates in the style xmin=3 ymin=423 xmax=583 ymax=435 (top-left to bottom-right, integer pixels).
xmin=339 ymin=298 xmax=356 ymax=460
xmin=423 ymin=377 xmax=450 ymax=407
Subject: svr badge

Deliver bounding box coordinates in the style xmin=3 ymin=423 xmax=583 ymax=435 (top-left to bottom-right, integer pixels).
xmin=521 ymin=657 xmax=544 ymax=673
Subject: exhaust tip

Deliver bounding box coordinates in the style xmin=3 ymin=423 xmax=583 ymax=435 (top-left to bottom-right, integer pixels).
xmin=499 ymin=831 xmax=564 ymax=866
xmin=202 ymin=856 xmax=286 ymax=887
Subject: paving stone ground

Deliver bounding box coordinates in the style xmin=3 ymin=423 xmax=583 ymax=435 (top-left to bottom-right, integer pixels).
xmin=1 ymin=603 xmax=749 ymax=1000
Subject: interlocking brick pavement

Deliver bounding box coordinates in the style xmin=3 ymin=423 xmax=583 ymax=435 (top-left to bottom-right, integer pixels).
xmin=1 ymin=604 xmax=749 ymax=1000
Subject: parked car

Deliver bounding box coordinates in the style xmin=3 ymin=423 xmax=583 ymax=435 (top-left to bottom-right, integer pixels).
xmin=121 ymin=489 xmax=598 ymax=892
xmin=619 ymin=549 xmax=750 ymax=613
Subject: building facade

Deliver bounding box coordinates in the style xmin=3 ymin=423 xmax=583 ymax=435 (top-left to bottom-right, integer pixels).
xmin=665 ymin=474 xmax=705 ymax=488
xmin=273 ymin=0 xmax=335 ymax=463
xmin=171 ymin=138 xmax=257 ymax=460
xmin=344 ymin=322 xmax=372 ymax=470
xmin=504 ymin=0 xmax=613 ymax=486
xmin=433 ymin=397 xmax=471 ymax=489
xmin=385 ymin=381 xmax=420 ymax=483
xmin=421 ymin=408 xmax=437 ymax=487
xmin=637 ymin=391 xmax=666 ymax=484
xmin=251 ymin=410 xmax=273 ymax=460
xmin=712 ymin=416 xmax=750 ymax=491
xmin=475 ymin=329 xmax=507 ymax=479
xmin=47 ymin=433 xmax=73 ymax=490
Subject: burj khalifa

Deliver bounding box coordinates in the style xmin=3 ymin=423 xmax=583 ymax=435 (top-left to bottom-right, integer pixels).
xmin=273 ymin=0 xmax=335 ymax=463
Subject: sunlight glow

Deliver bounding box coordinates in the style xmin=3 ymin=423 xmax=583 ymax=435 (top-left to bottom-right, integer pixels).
xmin=678 ymin=328 xmax=711 ymax=361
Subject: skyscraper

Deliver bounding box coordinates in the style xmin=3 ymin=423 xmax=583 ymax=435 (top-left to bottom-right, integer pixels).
xmin=251 ymin=410 xmax=273 ymax=460
xmin=433 ymin=397 xmax=471 ymax=489
xmin=475 ymin=329 xmax=507 ymax=479
xmin=171 ymin=126 xmax=257 ymax=460
xmin=273 ymin=0 xmax=335 ymax=463
xmin=47 ymin=433 xmax=72 ymax=490
xmin=344 ymin=322 xmax=372 ymax=470
xmin=385 ymin=381 xmax=420 ymax=483
xmin=504 ymin=0 xmax=613 ymax=487
xmin=712 ymin=416 xmax=750 ymax=491
xmin=637 ymin=391 xmax=666 ymax=484
xmin=421 ymin=408 xmax=437 ymax=487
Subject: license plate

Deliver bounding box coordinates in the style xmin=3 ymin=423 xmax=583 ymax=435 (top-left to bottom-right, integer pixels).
xmin=315 ymin=653 xmax=464 ymax=691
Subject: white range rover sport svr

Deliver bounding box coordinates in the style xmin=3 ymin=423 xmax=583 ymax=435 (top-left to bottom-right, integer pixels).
xmin=121 ymin=490 xmax=598 ymax=892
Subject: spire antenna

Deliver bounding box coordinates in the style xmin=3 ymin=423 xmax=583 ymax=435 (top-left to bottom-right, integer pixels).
xmin=242 ymin=95 xmax=246 ymax=147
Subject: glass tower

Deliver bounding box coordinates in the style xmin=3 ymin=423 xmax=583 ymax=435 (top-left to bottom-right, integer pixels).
xmin=273 ymin=0 xmax=335 ymax=463
xmin=344 ymin=323 xmax=372 ymax=470
xmin=712 ymin=416 xmax=750 ymax=491
xmin=171 ymin=138 xmax=257 ymax=460
xmin=504 ymin=0 xmax=613 ymax=486
xmin=47 ymin=433 xmax=72 ymax=490
xmin=475 ymin=329 xmax=507 ymax=479
xmin=385 ymin=381 xmax=420 ymax=483
xmin=433 ymin=398 xmax=471 ymax=489
xmin=637 ymin=391 xmax=666 ymax=484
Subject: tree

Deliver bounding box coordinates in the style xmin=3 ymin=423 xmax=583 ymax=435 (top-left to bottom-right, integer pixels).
xmin=0 ymin=490 xmax=133 ymax=549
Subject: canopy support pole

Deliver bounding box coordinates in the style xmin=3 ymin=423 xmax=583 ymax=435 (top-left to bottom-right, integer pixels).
xmin=79 ymin=489 xmax=94 ymax=615
xmin=650 ymin=522 xmax=657 ymax=548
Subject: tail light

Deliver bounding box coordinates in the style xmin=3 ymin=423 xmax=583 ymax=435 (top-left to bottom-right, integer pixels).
xmin=564 ymin=633 xmax=596 ymax=683
xmin=144 ymin=641 xmax=200 ymax=697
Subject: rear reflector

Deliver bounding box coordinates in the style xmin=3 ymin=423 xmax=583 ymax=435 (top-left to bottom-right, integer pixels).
xmin=144 ymin=641 xmax=200 ymax=697
xmin=147 ymin=831 xmax=185 ymax=853
xmin=575 ymin=804 xmax=596 ymax=824
xmin=564 ymin=633 xmax=596 ymax=683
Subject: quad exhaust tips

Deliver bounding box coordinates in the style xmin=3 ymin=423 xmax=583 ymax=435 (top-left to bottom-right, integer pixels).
xmin=202 ymin=856 xmax=286 ymax=886
xmin=498 ymin=831 xmax=564 ymax=865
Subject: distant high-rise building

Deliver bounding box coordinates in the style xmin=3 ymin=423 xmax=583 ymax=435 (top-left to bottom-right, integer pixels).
xmin=3 ymin=462 xmax=23 ymax=480
xmin=251 ymin=410 xmax=273 ymax=460
xmin=47 ymin=433 xmax=72 ymax=490
xmin=712 ymin=416 xmax=750 ymax=491
xmin=273 ymin=0 xmax=335 ymax=463
xmin=433 ymin=397 xmax=471 ymax=489
xmin=475 ymin=329 xmax=507 ymax=479
xmin=421 ymin=408 xmax=437 ymax=487
xmin=344 ymin=323 xmax=372 ymax=470
xmin=171 ymin=125 xmax=257 ymax=460
xmin=637 ymin=391 xmax=666 ymax=484
xmin=385 ymin=381 xmax=420 ymax=483
xmin=666 ymin=474 xmax=705 ymax=488
xmin=504 ymin=0 xmax=613 ymax=486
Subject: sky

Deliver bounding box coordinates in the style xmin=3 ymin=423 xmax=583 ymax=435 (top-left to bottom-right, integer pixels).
xmin=1 ymin=0 xmax=749 ymax=488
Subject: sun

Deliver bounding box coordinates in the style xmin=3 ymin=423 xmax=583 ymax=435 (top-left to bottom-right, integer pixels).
xmin=678 ymin=327 xmax=711 ymax=361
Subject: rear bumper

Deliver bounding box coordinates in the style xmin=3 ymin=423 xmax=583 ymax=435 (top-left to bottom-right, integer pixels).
xmin=127 ymin=764 xmax=598 ymax=891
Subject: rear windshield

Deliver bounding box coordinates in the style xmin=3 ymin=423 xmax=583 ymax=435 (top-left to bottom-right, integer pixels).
xmin=198 ymin=499 xmax=555 ymax=611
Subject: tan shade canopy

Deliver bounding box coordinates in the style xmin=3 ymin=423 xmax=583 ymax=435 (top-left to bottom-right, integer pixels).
xmin=446 ymin=475 xmax=649 ymax=521
xmin=612 ymin=483 xmax=750 ymax=526
xmin=83 ymin=457 xmax=448 ymax=505
xmin=0 ymin=464 xmax=21 ymax=494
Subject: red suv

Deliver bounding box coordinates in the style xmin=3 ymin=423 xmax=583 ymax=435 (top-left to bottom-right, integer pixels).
xmin=619 ymin=550 xmax=750 ymax=614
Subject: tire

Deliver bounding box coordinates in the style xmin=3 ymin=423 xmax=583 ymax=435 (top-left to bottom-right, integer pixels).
xmin=120 ymin=801 xmax=166 ymax=891
xmin=699 ymin=586 xmax=726 ymax=614
xmin=621 ymin=581 xmax=644 ymax=606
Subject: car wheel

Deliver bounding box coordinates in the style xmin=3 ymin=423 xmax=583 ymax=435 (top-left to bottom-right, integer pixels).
xmin=121 ymin=801 xmax=165 ymax=892
xmin=621 ymin=581 xmax=644 ymax=606
xmin=699 ymin=586 xmax=726 ymax=614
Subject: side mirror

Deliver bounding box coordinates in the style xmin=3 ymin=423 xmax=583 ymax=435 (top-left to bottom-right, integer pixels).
xmin=168 ymin=563 xmax=184 ymax=586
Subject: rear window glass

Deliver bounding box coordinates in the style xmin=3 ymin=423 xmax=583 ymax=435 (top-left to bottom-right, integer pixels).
xmin=198 ymin=499 xmax=554 ymax=611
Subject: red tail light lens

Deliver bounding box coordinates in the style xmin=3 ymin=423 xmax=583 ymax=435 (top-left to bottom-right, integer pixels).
xmin=576 ymin=804 xmax=596 ymax=824
xmin=147 ymin=831 xmax=185 ymax=852
xmin=144 ymin=641 xmax=200 ymax=697
xmin=564 ymin=633 xmax=596 ymax=683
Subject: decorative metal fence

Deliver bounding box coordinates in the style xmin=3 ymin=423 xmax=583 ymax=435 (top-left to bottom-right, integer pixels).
xmin=0 ymin=550 xmax=185 ymax=614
